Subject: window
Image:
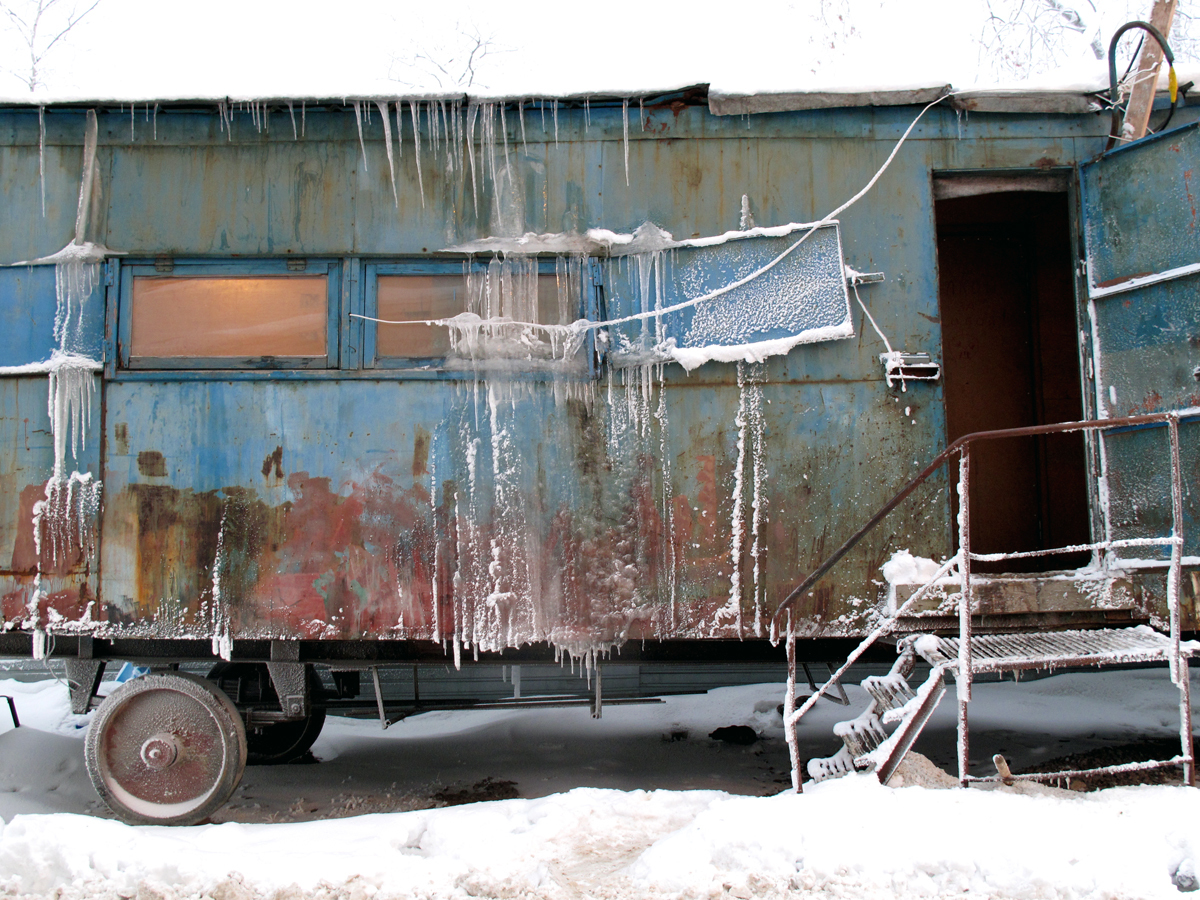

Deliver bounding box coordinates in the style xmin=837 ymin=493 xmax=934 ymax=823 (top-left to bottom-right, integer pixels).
xmin=363 ymin=259 xmax=589 ymax=371
xmin=119 ymin=261 xmax=340 ymax=369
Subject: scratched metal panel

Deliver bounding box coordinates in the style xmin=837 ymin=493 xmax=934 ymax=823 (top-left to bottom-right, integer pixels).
xmin=96 ymin=369 xmax=945 ymax=643
xmin=0 ymin=139 xmax=86 ymax=264
xmin=6 ymin=100 xmax=1188 ymax=648
xmin=1081 ymin=123 xmax=1199 ymax=289
xmin=0 ymin=375 xmax=101 ymax=629
xmin=1080 ymin=125 xmax=1200 ymax=560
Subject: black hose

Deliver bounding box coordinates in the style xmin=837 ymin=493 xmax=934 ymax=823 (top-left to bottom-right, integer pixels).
xmin=1107 ymin=21 xmax=1176 ymax=150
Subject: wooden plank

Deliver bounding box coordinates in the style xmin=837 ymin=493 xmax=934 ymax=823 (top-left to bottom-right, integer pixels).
xmin=1121 ymin=0 xmax=1178 ymax=142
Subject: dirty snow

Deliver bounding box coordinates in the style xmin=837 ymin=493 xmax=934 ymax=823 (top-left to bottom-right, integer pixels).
xmin=1 ymin=665 xmax=1198 ymax=899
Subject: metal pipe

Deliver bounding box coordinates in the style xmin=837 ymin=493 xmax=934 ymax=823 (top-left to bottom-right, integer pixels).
xmin=957 ymin=446 xmax=973 ymax=787
xmin=1165 ymin=414 xmax=1194 ymax=786
xmin=784 ymin=616 xmax=803 ymax=793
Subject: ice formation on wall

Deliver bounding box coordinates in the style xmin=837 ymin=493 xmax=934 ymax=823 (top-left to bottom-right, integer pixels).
xmin=9 ymin=111 xmax=108 ymax=653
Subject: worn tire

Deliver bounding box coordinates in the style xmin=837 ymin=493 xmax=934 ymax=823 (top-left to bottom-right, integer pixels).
xmin=208 ymin=662 xmax=326 ymax=765
xmin=84 ymin=672 xmax=247 ymax=826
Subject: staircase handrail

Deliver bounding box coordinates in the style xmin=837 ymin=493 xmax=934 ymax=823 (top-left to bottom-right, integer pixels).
xmin=770 ymin=409 xmax=1194 ymax=633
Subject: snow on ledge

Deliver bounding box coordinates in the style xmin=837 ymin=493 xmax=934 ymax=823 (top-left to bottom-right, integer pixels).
xmin=668 ymin=326 xmax=854 ymax=373
xmin=0 ymin=350 xmax=103 ymax=376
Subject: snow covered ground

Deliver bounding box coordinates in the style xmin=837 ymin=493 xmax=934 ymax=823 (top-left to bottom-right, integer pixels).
xmin=0 ymin=664 xmax=1197 ymax=899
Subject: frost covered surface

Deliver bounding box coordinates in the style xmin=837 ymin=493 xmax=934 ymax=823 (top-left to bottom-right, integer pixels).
xmin=2 ymin=668 xmax=1200 ymax=899
xmin=881 ymin=550 xmax=946 ymax=585
xmin=0 ymin=781 xmax=1196 ymax=899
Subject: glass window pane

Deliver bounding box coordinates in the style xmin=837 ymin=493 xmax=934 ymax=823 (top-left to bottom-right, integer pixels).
xmin=376 ymin=275 xmax=465 ymax=358
xmin=377 ymin=272 xmax=572 ymax=359
xmin=131 ymin=276 xmax=328 ymax=358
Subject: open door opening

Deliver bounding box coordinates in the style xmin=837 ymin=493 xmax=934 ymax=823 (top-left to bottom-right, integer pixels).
xmin=935 ymin=185 xmax=1090 ymax=572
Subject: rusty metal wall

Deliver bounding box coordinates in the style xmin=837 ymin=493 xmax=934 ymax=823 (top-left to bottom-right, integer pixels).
xmin=1 ymin=99 xmax=1194 ymax=653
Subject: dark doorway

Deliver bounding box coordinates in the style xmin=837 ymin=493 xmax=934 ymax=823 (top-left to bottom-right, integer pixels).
xmin=935 ymin=187 xmax=1090 ymax=571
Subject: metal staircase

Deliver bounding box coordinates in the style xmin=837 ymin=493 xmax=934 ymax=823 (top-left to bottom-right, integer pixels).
xmin=775 ymin=410 xmax=1197 ymax=792
xmin=807 ymin=638 xmax=950 ymax=785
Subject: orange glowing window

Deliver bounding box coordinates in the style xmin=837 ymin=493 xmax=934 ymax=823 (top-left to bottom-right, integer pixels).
xmin=375 ymin=275 xmax=465 ymax=358
xmin=375 ymin=272 xmax=568 ymax=359
xmin=130 ymin=276 xmax=328 ymax=359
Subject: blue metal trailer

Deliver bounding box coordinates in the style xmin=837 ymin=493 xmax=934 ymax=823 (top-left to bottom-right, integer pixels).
xmin=0 ymin=82 xmax=1196 ymax=821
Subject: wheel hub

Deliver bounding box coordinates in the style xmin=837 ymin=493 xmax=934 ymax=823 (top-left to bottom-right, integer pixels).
xmin=139 ymin=734 xmax=180 ymax=771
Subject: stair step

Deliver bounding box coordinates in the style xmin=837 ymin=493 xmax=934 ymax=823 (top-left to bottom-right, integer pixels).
xmin=913 ymin=625 xmax=1191 ymax=673
xmin=889 ymin=571 xmax=1143 ymax=617
xmin=862 ymin=673 xmax=916 ymax=711
xmin=833 ymin=712 xmax=887 ymax=758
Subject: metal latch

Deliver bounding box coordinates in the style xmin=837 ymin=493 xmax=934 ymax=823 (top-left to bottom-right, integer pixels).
xmin=881 ymin=351 xmax=941 ymax=388
xmin=286 ymin=258 xmax=307 ymax=271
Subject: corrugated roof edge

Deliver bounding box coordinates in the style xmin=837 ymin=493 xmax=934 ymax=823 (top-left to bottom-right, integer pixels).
xmin=708 ymin=85 xmax=952 ymax=115
xmin=709 ymin=85 xmax=1119 ymax=115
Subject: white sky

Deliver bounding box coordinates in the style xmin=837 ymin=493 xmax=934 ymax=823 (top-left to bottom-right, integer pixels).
xmin=1 ymin=0 xmax=1194 ymax=100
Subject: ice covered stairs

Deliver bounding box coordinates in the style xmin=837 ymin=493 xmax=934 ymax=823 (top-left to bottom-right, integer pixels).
xmin=806 ymin=637 xmax=948 ymax=785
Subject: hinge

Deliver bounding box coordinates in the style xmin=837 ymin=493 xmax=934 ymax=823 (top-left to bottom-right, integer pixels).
xmin=286 ymin=258 xmax=307 ymax=272
xmin=154 ymin=256 xmax=174 ymax=273
xmin=104 ymin=262 xmax=116 ymax=286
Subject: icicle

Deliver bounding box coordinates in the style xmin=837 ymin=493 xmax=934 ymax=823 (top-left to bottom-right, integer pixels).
xmin=287 ymin=101 xmax=298 ymax=140
xmin=499 ymin=103 xmax=511 ymax=173
xmin=431 ymin=99 xmax=441 ymax=161
xmin=740 ymin=194 xmax=755 ymax=230
xmin=518 ymin=99 xmax=527 ymax=153
xmin=449 ymin=100 xmax=460 ymax=177
xmin=584 ymin=97 xmax=590 ymax=130
xmin=747 ymin=364 xmax=767 ymax=636
xmin=622 ymin=99 xmax=630 ymax=186
xmin=431 ymin=432 xmax=439 ymax=641
xmin=552 ymin=99 xmax=559 ymax=145
xmin=539 ymin=99 xmax=546 ymax=133
xmin=152 ymin=103 xmax=158 ymax=140
xmin=301 ymin=100 xmax=306 ymax=137
xmin=639 ymin=97 xmax=644 ymax=131
xmin=38 ymin=106 xmax=46 ymax=217
xmin=376 ymin=100 xmax=398 ymax=208
xmin=725 ymin=361 xmax=749 ymax=637
xmin=74 ymin=110 xmax=98 ymax=245
xmin=409 ymin=100 xmax=425 ymax=208
xmin=395 ymin=100 xmax=404 ymax=161
xmin=353 ymin=101 xmax=368 ymax=173
xmin=466 ymin=102 xmax=479 ymax=216
xmin=210 ymin=506 xmax=232 ymax=661
xmin=129 ymin=104 xmax=135 ymax=142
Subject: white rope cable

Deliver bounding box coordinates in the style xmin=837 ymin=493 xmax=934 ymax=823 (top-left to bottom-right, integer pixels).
xmin=852 ymin=278 xmax=894 ymax=355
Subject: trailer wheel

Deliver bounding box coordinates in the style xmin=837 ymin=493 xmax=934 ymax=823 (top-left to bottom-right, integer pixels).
xmin=208 ymin=662 xmax=327 ymax=764
xmin=84 ymin=672 xmax=247 ymax=826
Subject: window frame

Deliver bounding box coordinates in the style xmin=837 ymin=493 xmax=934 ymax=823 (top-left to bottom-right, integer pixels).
xmin=117 ymin=259 xmax=342 ymax=371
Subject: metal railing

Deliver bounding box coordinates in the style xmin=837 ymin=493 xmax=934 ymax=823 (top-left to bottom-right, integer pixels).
xmin=776 ymin=410 xmax=1196 ymax=792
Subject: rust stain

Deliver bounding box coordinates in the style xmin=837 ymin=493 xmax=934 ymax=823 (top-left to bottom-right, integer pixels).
xmin=412 ymin=427 xmax=430 ymax=478
xmin=262 ymin=445 xmax=284 ymax=479
xmin=137 ymin=450 xmax=167 ymax=477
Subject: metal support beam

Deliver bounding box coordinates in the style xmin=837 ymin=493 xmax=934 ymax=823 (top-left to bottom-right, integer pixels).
xmin=63 ymin=659 xmax=106 ymax=715
xmin=957 ymin=446 xmax=973 ymax=787
xmin=1122 ymin=1 xmax=1179 ymax=142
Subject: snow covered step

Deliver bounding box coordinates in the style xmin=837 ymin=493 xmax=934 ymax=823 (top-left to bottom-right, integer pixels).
xmin=833 ymin=712 xmax=888 ymax=758
xmin=911 ymin=625 xmax=1195 ymax=674
xmin=890 ymin=572 xmax=1142 ymax=617
xmin=861 ymin=673 xmax=915 ymax=712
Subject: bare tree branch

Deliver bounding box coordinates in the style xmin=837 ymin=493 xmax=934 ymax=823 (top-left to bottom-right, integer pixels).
xmin=0 ymin=0 xmax=102 ymax=91
xmin=388 ymin=21 xmax=508 ymax=90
